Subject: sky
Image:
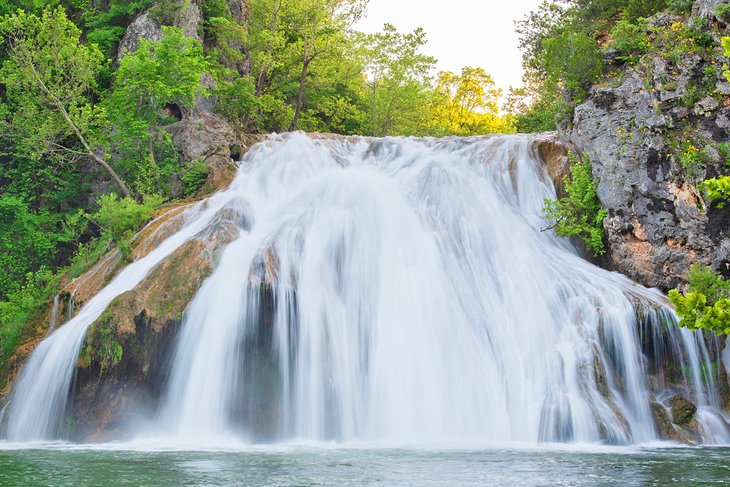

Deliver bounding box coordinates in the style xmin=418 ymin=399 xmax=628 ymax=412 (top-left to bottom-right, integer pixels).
xmin=355 ymin=0 xmax=545 ymax=96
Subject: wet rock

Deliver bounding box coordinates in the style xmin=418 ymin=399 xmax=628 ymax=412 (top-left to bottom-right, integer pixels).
xmin=69 ymin=205 xmax=244 ymax=439
xmin=532 ymin=131 xmax=571 ymax=197
xmin=668 ymin=394 xmax=697 ymax=426
xmin=650 ymin=401 xmax=677 ymax=440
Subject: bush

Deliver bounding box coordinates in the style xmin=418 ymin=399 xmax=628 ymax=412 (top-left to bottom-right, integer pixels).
xmin=703 ymin=176 xmax=730 ymax=208
xmin=180 ymin=159 xmax=210 ymax=196
xmin=542 ymin=152 xmax=608 ymax=255
xmin=93 ymin=194 xmax=162 ymax=256
xmin=608 ymin=19 xmax=649 ymax=65
xmin=678 ymin=141 xmax=707 ymax=180
xmin=669 ymin=264 xmax=730 ymax=334
xmin=0 ymin=268 xmax=58 ymax=362
xmin=0 ymin=196 xmax=58 ymax=299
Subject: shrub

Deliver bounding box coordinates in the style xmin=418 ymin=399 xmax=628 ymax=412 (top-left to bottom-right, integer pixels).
xmin=93 ymin=194 xmax=162 ymax=256
xmin=703 ymin=176 xmax=730 ymax=208
xmin=542 ymin=152 xmax=608 ymax=255
xmin=678 ymin=141 xmax=707 ymax=180
xmin=607 ymin=19 xmax=649 ymax=65
xmin=0 ymin=197 xmax=58 ymax=299
xmin=669 ymin=264 xmax=730 ymax=334
xmin=180 ymin=159 xmax=210 ymax=196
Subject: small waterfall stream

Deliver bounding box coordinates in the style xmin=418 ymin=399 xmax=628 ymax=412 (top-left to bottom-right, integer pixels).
xmin=3 ymin=133 xmax=729 ymax=445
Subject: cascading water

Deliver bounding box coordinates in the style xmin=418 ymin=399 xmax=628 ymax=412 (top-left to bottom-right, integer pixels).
xmin=3 ymin=133 xmax=729 ymax=445
xmin=3 ymin=188 xmax=245 ymax=441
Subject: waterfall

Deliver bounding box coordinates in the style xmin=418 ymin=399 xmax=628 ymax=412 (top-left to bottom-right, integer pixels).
xmin=3 ymin=189 xmax=244 ymax=441
xmin=4 ymin=133 xmax=728 ymax=445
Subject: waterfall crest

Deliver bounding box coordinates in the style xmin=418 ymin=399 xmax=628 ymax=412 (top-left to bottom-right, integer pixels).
xmin=4 ymin=133 xmax=728 ymax=445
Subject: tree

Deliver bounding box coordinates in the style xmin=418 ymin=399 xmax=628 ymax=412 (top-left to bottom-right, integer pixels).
xmin=357 ymin=24 xmax=436 ymax=136
xmin=283 ymin=0 xmax=366 ymax=131
xmin=105 ymin=26 xmax=208 ymax=193
xmin=0 ymin=8 xmax=132 ymax=197
xmin=430 ymin=67 xmax=513 ymax=135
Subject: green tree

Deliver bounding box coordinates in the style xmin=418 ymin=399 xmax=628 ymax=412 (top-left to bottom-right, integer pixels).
xmin=105 ymin=26 xmax=208 ymax=193
xmin=357 ymin=23 xmax=436 ymax=136
xmin=283 ymin=0 xmax=366 ymax=131
xmin=0 ymin=7 xmax=132 ymax=197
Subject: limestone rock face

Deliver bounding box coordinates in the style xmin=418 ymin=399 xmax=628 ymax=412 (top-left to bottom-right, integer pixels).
xmin=117 ymin=2 xmax=202 ymax=60
xmin=570 ymin=59 xmax=730 ymax=290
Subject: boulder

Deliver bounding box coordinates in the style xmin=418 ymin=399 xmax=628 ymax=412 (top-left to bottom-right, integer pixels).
xmin=668 ymin=394 xmax=698 ymax=426
xmin=117 ymin=1 xmax=202 ymax=61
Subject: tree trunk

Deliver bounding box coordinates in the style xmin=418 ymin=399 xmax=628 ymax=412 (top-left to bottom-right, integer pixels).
xmin=31 ymin=65 xmax=133 ymax=198
xmin=289 ymin=57 xmax=312 ymax=132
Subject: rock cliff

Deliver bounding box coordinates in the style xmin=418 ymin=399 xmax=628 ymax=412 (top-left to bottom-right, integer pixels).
xmin=569 ymin=5 xmax=730 ymax=291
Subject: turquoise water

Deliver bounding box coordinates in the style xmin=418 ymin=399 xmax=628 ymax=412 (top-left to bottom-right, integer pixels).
xmin=0 ymin=445 xmax=729 ymax=486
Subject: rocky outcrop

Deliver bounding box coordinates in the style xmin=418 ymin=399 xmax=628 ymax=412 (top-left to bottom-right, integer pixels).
xmin=532 ymin=131 xmax=572 ymax=197
xmin=69 ymin=202 xmax=246 ymax=440
xmin=117 ymin=1 xmax=202 ymax=60
xmin=117 ymin=1 xmax=264 ymax=194
xmin=669 ymin=393 xmax=698 ymax=426
xmin=166 ymin=112 xmax=266 ymax=191
xmin=570 ymin=45 xmax=730 ymax=290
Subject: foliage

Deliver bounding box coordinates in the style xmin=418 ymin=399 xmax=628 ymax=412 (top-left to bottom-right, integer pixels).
xmin=716 ymin=142 xmax=730 ymax=166
xmin=542 ymin=152 xmax=608 ymax=255
xmin=429 ymin=67 xmax=515 ymax=136
xmin=70 ymin=0 xmax=153 ymax=57
xmin=678 ymin=142 xmax=707 ymax=180
xmin=505 ymin=85 xmax=566 ymax=132
xmin=180 ymin=159 xmax=210 ymax=196
xmin=93 ymin=194 xmax=162 ymax=256
xmin=356 ymin=23 xmax=436 ymax=136
xmin=0 ymin=197 xmax=57 ymax=299
xmin=703 ymin=176 xmax=730 ymax=208
xmin=723 ymin=36 xmax=730 ymax=85
xmin=607 ymin=19 xmax=649 ymax=65
xmin=669 ymin=264 xmax=730 ymax=334
xmin=0 ymin=268 xmax=58 ymax=362
xmin=0 ymin=7 xmax=131 ymax=197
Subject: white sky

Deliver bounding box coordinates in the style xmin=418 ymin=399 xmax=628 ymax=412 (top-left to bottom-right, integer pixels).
xmin=355 ymin=0 xmax=545 ymax=95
